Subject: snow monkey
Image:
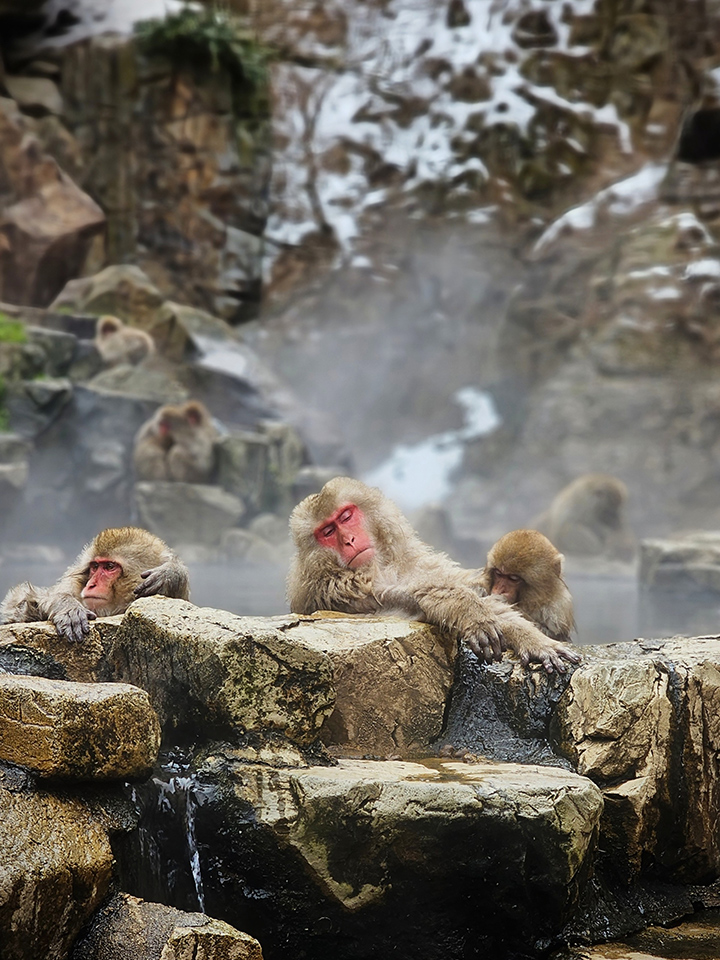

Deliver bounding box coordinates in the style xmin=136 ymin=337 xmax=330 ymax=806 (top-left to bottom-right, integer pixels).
xmin=133 ymin=400 xmax=218 ymax=483
xmin=479 ymin=529 xmax=576 ymax=644
xmin=287 ymin=477 xmax=581 ymax=673
xmin=0 ymin=527 xmax=190 ymax=642
xmin=95 ymin=315 xmax=155 ymax=367
xmin=534 ymin=473 xmax=635 ymax=560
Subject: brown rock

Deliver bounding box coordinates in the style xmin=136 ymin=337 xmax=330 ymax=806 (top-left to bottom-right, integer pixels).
xmin=71 ymin=893 xmax=263 ymax=960
xmin=0 ymin=784 xmax=114 ymax=960
xmin=106 ymin=598 xmax=336 ymax=744
xmin=0 ymin=98 xmax=105 ymax=306
xmin=298 ymin=612 xmax=457 ymax=758
xmin=0 ymin=673 xmax=160 ymax=779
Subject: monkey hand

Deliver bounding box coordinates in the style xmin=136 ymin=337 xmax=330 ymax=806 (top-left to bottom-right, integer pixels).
xmin=134 ymin=562 xmax=186 ymax=599
xmin=464 ymin=628 xmax=504 ymax=664
xmin=519 ymin=635 xmax=582 ymax=675
xmin=50 ymin=597 xmax=96 ymax=643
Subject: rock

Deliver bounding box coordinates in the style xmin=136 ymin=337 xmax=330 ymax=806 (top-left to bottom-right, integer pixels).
xmin=553 ymin=637 xmax=720 ymax=880
xmin=6 ymin=376 xmax=73 ymax=438
xmin=71 ymin=893 xmax=263 ymax=960
xmin=27 ymin=326 xmax=79 ymax=376
xmin=0 ymin=97 xmax=105 ymax=306
xmin=0 ymin=673 xmax=160 ymax=779
xmin=221 ymin=527 xmax=285 ymax=564
xmin=575 ymin=912 xmax=720 ymax=959
xmin=639 ymin=533 xmax=720 ymax=592
xmin=0 ymin=618 xmax=119 ymax=682
xmin=191 ymin=753 xmax=602 ymax=955
xmin=217 ymin=422 xmax=306 ymax=515
xmin=134 ymin=482 xmax=245 ymax=547
xmin=50 ymin=265 xmax=165 ymax=329
xmin=5 ymin=75 xmax=63 ymax=116
xmin=0 ymin=782 xmax=114 ymax=960
xmin=299 ymin=612 xmax=457 ymax=757
xmin=105 ymin=598 xmax=335 ymax=744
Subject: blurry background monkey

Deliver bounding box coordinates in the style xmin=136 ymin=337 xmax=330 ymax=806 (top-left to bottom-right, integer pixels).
xmin=288 ymin=476 xmax=580 ymax=673
xmin=0 ymin=526 xmax=189 ymax=642
xmin=478 ymin=529 xmax=575 ymax=643
xmin=95 ymin=315 xmax=155 ymax=367
xmin=534 ymin=473 xmax=635 ymax=561
xmin=133 ymin=400 xmax=218 ymax=483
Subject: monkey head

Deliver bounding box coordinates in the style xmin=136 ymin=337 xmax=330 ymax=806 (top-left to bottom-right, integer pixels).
xmin=289 ymin=476 xmax=420 ymax=573
xmin=96 ymin=315 xmax=123 ymax=339
xmin=79 ymin=526 xmax=171 ymax=616
xmin=485 ymin=529 xmax=564 ymax=606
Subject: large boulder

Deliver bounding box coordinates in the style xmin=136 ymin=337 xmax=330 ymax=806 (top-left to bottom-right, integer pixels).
xmin=639 ymin=533 xmax=720 ymax=592
xmin=178 ymin=753 xmax=602 ymax=958
xmin=134 ymin=482 xmax=246 ymax=547
xmin=0 ymin=778 xmax=115 ymax=960
xmin=445 ymin=636 xmax=720 ymax=885
xmin=104 ymin=598 xmax=336 ymax=745
xmin=0 ymin=674 xmax=160 ymax=780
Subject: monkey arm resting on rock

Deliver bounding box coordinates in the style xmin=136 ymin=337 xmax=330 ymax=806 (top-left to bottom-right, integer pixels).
xmin=0 ymin=527 xmax=190 ymax=643
xmin=287 ymin=477 xmax=580 ymax=674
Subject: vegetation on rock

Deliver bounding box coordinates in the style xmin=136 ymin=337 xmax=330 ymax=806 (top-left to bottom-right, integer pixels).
xmin=134 ymin=3 xmax=270 ymax=95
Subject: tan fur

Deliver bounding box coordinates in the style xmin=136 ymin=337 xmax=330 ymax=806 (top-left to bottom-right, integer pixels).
xmin=478 ymin=529 xmax=576 ymax=643
xmin=0 ymin=526 xmax=189 ymax=638
xmin=133 ymin=401 xmax=218 ymax=483
xmin=95 ymin=315 xmax=155 ymax=367
xmin=288 ymin=477 xmax=580 ymax=673
xmin=534 ymin=473 xmax=635 ymax=560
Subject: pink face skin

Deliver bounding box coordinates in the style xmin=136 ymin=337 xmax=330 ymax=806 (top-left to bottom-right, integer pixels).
xmin=314 ymin=503 xmax=376 ymax=569
xmin=80 ymin=557 xmax=123 ymax=612
xmin=490 ymin=569 xmax=523 ymax=604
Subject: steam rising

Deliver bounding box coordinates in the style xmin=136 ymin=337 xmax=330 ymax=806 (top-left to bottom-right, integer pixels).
xmin=364 ymin=387 xmax=499 ymax=511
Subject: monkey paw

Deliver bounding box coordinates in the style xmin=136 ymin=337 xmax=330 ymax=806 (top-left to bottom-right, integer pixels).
xmin=53 ymin=603 xmax=96 ymax=643
xmin=521 ymin=641 xmax=581 ymax=674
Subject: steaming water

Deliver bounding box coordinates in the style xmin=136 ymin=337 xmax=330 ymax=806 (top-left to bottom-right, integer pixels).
xmin=1 ymin=558 xmax=719 ymax=644
xmin=364 ymin=387 xmax=500 ymax=512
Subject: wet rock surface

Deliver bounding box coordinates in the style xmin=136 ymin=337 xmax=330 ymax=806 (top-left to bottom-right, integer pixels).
xmin=0 ymin=777 xmax=115 ymax=960
xmin=121 ymin=751 xmax=602 ymax=960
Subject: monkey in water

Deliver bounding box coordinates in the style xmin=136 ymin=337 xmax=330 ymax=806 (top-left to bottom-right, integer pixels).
xmin=133 ymin=400 xmax=218 ymax=484
xmin=479 ymin=529 xmax=575 ymax=644
xmin=95 ymin=315 xmax=155 ymax=367
xmin=287 ymin=477 xmax=581 ymax=673
xmin=0 ymin=526 xmax=189 ymax=642
xmin=534 ymin=473 xmax=635 ymax=561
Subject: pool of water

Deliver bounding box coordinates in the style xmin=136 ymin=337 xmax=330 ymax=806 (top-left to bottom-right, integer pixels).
xmin=0 ymin=560 xmax=717 ymax=645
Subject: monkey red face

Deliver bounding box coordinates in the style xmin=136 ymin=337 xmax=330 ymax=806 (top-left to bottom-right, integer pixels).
xmin=490 ymin=569 xmax=523 ymax=604
xmin=314 ymin=503 xmax=376 ymax=569
xmin=81 ymin=557 xmax=123 ymax=612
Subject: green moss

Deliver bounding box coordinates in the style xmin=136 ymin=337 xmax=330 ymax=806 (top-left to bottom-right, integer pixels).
xmin=134 ymin=3 xmax=271 ymax=97
xmin=0 ymin=313 xmax=27 ymax=344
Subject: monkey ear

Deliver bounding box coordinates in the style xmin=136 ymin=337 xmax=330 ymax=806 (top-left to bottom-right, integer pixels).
xmin=555 ymin=553 xmax=565 ymax=575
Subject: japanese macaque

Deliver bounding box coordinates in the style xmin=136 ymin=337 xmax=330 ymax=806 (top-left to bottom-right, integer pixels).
xmin=534 ymin=473 xmax=635 ymax=560
xmin=95 ymin=315 xmax=155 ymax=367
xmin=479 ymin=529 xmax=575 ymax=643
xmin=287 ymin=477 xmax=581 ymax=673
xmin=0 ymin=527 xmax=189 ymax=642
xmin=133 ymin=400 xmax=218 ymax=483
